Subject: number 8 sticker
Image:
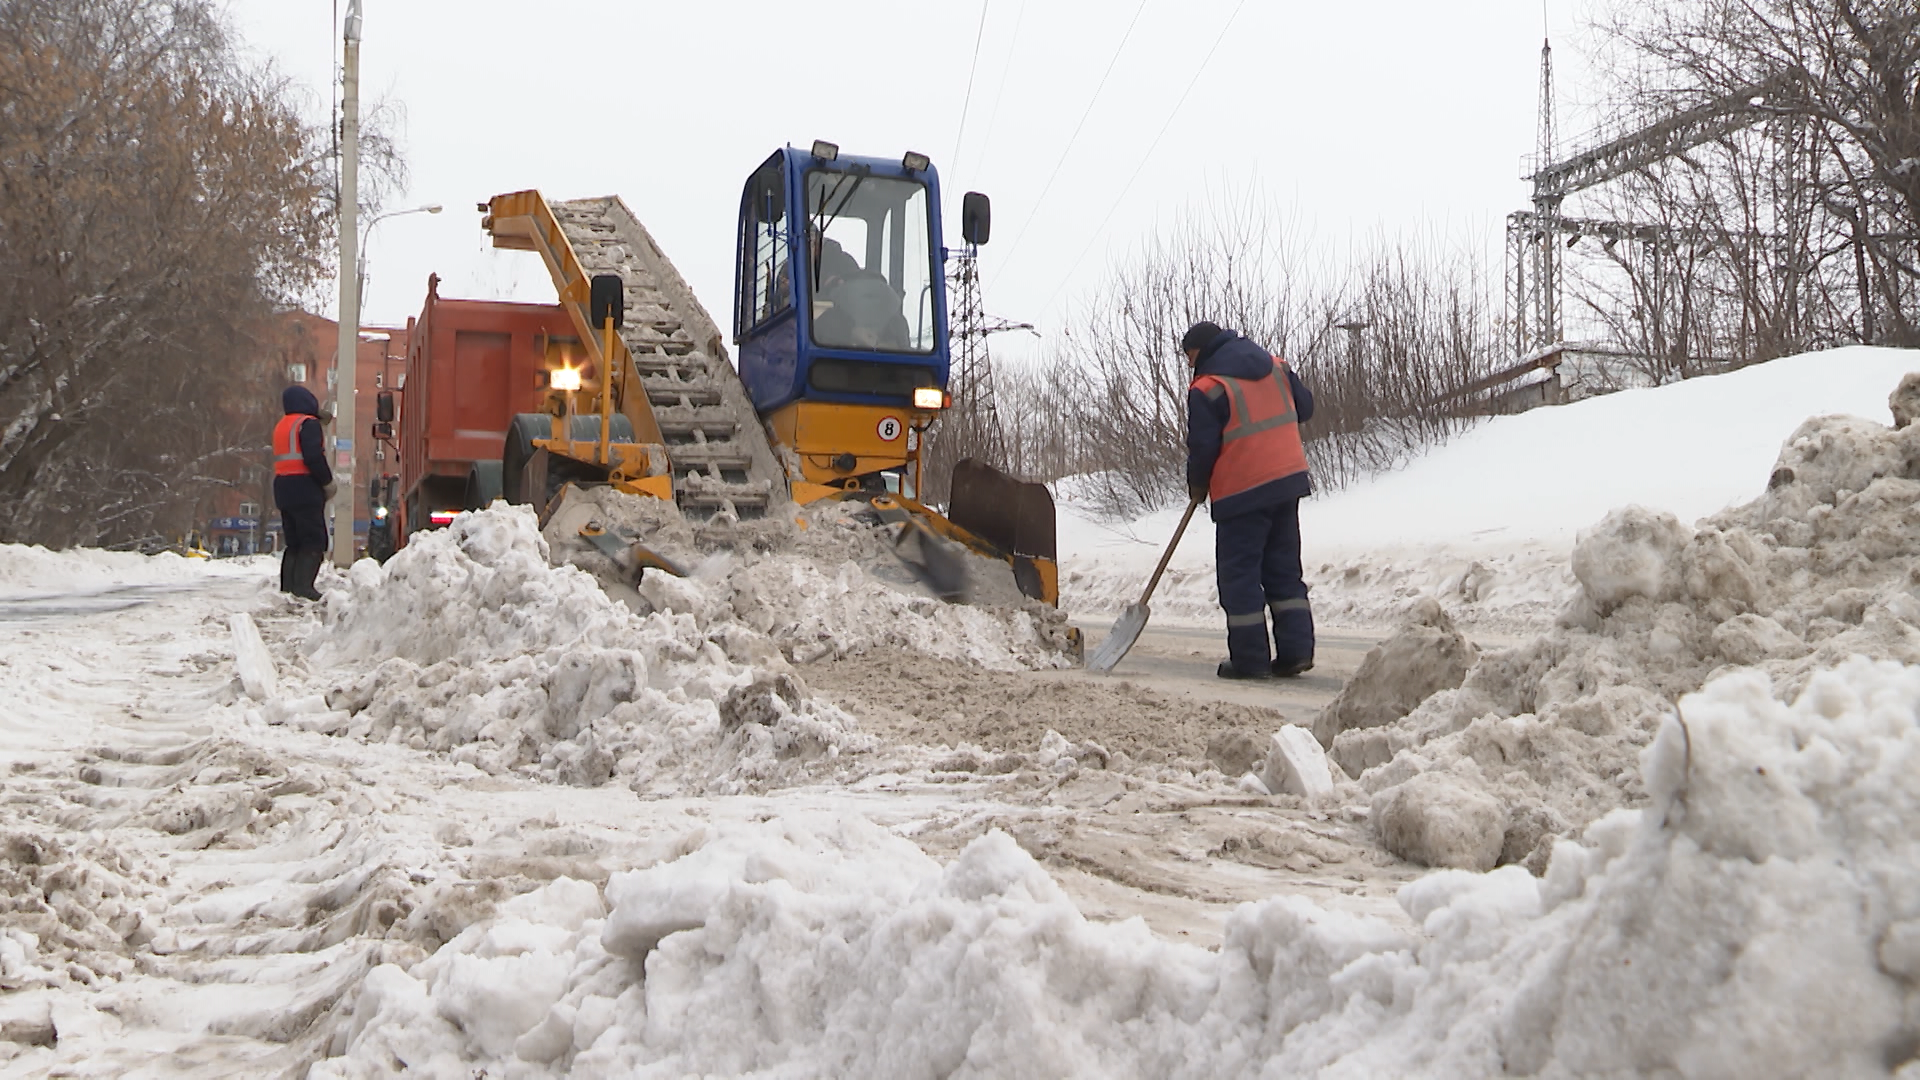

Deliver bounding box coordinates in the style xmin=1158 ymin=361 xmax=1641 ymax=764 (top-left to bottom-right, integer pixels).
xmin=876 ymin=416 xmax=903 ymax=442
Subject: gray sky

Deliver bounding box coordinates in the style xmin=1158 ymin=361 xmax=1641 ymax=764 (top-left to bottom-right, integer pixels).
xmin=225 ymin=1 xmax=1603 ymax=363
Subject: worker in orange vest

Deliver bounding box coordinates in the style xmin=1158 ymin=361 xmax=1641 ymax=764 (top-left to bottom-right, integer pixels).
xmin=1183 ymin=321 xmax=1316 ymax=680
xmin=272 ymin=385 xmax=336 ymax=600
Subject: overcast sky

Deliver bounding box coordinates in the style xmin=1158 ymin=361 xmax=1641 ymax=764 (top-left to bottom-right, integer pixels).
xmin=225 ymin=1 xmax=1606 ymax=364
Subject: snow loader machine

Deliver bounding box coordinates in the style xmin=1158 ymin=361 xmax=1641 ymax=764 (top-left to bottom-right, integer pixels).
xmin=477 ymin=141 xmax=1061 ymax=608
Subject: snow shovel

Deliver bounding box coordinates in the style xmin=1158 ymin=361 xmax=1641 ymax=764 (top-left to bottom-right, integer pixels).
xmin=1085 ymin=496 xmax=1202 ymax=673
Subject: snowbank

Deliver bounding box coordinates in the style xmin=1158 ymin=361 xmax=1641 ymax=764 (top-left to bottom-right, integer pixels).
xmin=301 ymin=504 xmax=1073 ymax=793
xmin=0 ymin=542 xmax=240 ymax=598
xmin=315 ymin=657 xmax=1920 ymax=1078
xmin=1057 ymin=346 xmax=1920 ymax=628
xmin=1330 ymin=381 xmax=1920 ymax=870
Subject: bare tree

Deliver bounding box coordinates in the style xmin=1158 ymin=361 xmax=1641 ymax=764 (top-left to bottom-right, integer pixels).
xmin=999 ymin=192 xmax=1504 ymax=519
xmin=0 ymin=0 xmax=334 ymax=547
xmin=1599 ymin=0 xmax=1920 ymax=348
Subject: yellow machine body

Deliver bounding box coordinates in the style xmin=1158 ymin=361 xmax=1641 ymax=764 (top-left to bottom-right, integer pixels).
xmin=483 ymin=190 xmax=672 ymax=493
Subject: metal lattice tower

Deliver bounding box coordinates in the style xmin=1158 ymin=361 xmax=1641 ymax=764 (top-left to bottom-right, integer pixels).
xmin=1505 ymin=38 xmax=1793 ymax=360
xmin=945 ymin=248 xmax=1005 ymax=467
xmin=1507 ymin=36 xmax=1562 ymax=358
xmin=923 ymin=247 xmax=1031 ymax=502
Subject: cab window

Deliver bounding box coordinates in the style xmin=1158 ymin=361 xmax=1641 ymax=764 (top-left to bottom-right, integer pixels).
xmin=737 ymin=161 xmax=790 ymax=332
xmin=804 ymin=170 xmax=935 ymax=354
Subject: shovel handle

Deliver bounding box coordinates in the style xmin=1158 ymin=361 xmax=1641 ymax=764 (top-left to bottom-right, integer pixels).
xmin=1136 ymin=496 xmax=1202 ymax=605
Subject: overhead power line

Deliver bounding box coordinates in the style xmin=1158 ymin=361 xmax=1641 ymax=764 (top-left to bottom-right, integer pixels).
xmin=996 ymin=0 xmax=1154 ymax=270
xmin=970 ymin=0 xmax=1030 ymax=184
xmin=1035 ymin=0 xmax=1249 ymax=321
xmin=949 ymin=1 xmax=993 ymax=181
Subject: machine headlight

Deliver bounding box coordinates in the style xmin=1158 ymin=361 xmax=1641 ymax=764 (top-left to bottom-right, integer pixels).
xmin=811 ymin=140 xmax=839 ymax=162
xmin=902 ymin=150 xmax=930 ymax=172
xmin=550 ymin=367 xmax=582 ymax=391
xmin=913 ymin=387 xmax=945 ymax=410
xmin=373 ymin=506 xmax=389 ymax=520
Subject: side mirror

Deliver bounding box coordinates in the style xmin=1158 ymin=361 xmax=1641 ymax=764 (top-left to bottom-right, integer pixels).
xmin=375 ymin=390 xmax=395 ymax=423
xmin=961 ymin=191 xmax=991 ymax=246
xmin=590 ymin=274 xmax=624 ymax=329
xmin=371 ymin=421 xmax=393 ymax=440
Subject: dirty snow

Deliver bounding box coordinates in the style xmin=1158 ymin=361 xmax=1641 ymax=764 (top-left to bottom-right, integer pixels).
xmin=3 ymin=344 xmax=1920 ymax=1076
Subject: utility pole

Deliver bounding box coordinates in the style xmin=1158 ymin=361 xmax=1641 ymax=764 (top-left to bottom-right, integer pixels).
xmin=331 ymin=0 xmax=362 ymax=567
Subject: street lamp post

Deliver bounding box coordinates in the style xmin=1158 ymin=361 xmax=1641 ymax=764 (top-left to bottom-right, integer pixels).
xmin=356 ymin=203 xmax=443 ymax=307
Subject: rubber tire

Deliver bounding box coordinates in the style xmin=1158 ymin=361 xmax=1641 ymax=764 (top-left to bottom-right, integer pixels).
xmin=501 ymin=412 xmax=637 ymax=508
xmin=465 ymin=460 xmax=504 ymax=510
xmin=501 ymin=413 xmax=549 ymax=507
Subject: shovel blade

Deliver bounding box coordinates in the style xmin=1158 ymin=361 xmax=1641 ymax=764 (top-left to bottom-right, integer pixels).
xmin=1085 ymin=602 xmax=1149 ymax=673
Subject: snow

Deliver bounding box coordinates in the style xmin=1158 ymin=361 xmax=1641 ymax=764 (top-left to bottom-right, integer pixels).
xmin=4 ymin=344 xmax=1920 ymax=1076
xmin=312 ymin=661 xmax=1920 ymax=1077
xmin=1058 ymin=345 xmax=1920 ymax=629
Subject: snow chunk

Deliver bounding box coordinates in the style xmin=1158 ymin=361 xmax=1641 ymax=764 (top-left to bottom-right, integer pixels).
xmin=227 ymin=613 xmax=277 ymax=700
xmin=1371 ymin=771 xmax=1509 ymax=870
xmin=1571 ymin=505 xmax=1692 ymax=612
xmin=1312 ymin=597 xmax=1476 ymax=748
xmin=1261 ymin=724 xmax=1334 ymax=799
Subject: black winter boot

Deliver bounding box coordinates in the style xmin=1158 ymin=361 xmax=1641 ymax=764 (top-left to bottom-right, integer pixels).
xmin=1271 ymin=657 xmax=1314 ymax=678
xmin=1216 ymin=660 xmax=1272 ymax=681
xmin=290 ymin=551 xmax=323 ymax=601
xmin=278 ymin=552 xmax=294 ymax=594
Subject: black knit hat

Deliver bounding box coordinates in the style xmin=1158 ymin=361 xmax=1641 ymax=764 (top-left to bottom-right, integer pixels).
xmin=1180 ymin=321 xmax=1224 ymax=354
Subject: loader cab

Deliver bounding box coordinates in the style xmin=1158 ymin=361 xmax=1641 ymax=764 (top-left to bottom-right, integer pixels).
xmin=734 ymin=143 xmax=951 ymax=421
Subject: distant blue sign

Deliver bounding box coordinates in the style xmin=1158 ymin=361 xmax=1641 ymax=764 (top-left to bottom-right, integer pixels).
xmin=209 ymin=517 xmax=259 ymax=531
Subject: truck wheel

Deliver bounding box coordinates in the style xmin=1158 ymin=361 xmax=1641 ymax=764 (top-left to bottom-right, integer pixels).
xmin=501 ymin=413 xmax=550 ymax=506
xmin=466 ymin=461 xmax=504 ymax=510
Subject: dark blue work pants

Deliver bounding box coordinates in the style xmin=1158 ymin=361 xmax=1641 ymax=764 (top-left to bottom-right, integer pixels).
xmin=1214 ymin=498 xmax=1314 ymax=672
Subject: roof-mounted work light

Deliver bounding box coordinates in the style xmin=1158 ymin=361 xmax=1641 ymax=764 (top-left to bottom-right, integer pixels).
xmin=811 ymin=140 xmax=839 ymax=162
xmin=902 ymin=151 xmax=930 ymax=173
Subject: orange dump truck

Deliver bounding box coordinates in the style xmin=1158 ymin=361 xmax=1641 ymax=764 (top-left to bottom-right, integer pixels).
xmin=383 ymin=275 xmax=581 ymax=550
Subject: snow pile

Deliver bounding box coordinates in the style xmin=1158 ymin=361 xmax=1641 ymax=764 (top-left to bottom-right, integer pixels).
xmin=1330 ymin=384 xmax=1920 ymax=869
xmin=315 ymin=658 xmax=1920 ymax=1077
xmin=543 ymin=486 xmax=1077 ymax=668
xmin=0 ymin=542 xmax=217 ymax=598
xmin=305 ymin=506 xmax=878 ymax=794
xmin=303 ymin=502 xmax=1075 ymax=793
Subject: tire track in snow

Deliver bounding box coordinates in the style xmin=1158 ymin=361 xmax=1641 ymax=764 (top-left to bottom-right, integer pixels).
xmin=0 ymin=581 xmax=425 ymax=1075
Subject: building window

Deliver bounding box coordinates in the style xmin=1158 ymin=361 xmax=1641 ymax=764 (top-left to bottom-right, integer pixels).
xmin=287 ymin=362 xmax=307 ymax=382
xmin=238 ymin=501 xmax=259 ymax=517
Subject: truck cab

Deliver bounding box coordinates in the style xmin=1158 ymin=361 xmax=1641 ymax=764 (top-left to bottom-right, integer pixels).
xmin=733 ymin=142 xmax=956 ymax=495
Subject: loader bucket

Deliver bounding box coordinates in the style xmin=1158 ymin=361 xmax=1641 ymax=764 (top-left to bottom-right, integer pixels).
xmin=866 ymin=495 xmax=970 ymax=603
xmin=947 ymin=459 xmax=1057 ymax=602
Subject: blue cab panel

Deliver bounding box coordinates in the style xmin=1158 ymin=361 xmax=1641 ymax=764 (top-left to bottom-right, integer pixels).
xmin=734 ymin=147 xmax=951 ymax=414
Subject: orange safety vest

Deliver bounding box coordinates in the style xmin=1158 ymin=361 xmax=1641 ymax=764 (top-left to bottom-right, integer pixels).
xmin=1191 ymin=357 xmax=1308 ymax=502
xmin=272 ymin=414 xmax=313 ymax=477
